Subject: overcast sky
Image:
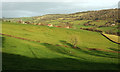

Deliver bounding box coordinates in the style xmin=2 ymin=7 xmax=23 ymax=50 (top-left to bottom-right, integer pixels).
xmin=2 ymin=0 xmax=120 ymax=18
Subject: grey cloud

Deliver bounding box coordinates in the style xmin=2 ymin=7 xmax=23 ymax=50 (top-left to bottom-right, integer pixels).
xmin=2 ymin=2 xmax=118 ymax=18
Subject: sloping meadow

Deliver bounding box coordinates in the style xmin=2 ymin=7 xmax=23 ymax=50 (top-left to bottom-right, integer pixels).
xmin=2 ymin=22 xmax=119 ymax=70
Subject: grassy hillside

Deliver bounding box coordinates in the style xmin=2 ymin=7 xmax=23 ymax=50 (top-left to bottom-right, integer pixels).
xmin=2 ymin=35 xmax=119 ymax=70
xmin=2 ymin=22 xmax=119 ymax=70
xmin=2 ymin=22 xmax=118 ymax=49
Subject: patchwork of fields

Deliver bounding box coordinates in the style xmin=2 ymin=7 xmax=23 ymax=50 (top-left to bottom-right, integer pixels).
xmin=2 ymin=22 xmax=119 ymax=70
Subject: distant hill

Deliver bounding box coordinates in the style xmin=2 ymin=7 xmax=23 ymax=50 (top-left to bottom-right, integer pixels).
xmin=73 ymin=9 xmax=118 ymax=20
xmin=33 ymin=8 xmax=118 ymax=21
xmin=3 ymin=8 xmax=118 ymax=22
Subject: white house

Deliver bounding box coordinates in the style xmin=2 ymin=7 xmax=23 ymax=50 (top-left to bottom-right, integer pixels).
xmin=65 ymin=26 xmax=70 ymax=29
xmin=111 ymin=24 xmax=115 ymax=26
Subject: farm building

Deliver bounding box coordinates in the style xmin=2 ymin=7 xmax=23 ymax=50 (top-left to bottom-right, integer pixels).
xmin=111 ymin=24 xmax=115 ymax=26
xmin=22 ymin=21 xmax=25 ymax=24
xmin=48 ymin=24 xmax=53 ymax=27
xmin=65 ymin=26 xmax=70 ymax=29
xmin=18 ymin=20 xmax=25 ymax=24
xmin=37 ymin=23 xmax=41 ymax=25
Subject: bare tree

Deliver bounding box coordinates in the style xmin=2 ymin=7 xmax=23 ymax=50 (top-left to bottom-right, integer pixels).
xmin=70 ymin=35 xmax=79 ymax=48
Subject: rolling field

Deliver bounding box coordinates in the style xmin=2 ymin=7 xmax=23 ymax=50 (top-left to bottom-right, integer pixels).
xmin=2 ymin=22 xmax=118 ymax=49
xmin=2 ymin=22 xmax=119 ymax=70
xmin=102 ymin=33 xmax=120 ymax=43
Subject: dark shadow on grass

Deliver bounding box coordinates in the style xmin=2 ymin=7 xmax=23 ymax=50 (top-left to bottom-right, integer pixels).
xmin=41 ymin=43 xmax=86 ymax=60
xmin=59 ymin=40 xmax=80 ymax=49
xmin=79 ymin=49 xmax=119 ymax=59
xmin=2 ymin=52 xmax=119 ymax=70
xmin=59 ymin=40 xmax=119 ymax=59
xmin=41 ymin=43 xmax=68 ymax=55
xmin=1 ymin=37 xmax=5 ymax=48
xmin=109 ymin=48 xmax=120 ymax=52
xmin=1 ymin=37 xmax=5 ymax=43
xmin=60 ymin=40 xmax=73 ymax=47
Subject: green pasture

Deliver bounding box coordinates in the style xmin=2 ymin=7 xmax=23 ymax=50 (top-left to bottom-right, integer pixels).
xmin=2 ymin=22 xmax=119 ymax=70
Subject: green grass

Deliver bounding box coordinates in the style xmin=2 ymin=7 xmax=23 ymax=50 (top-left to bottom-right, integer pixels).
xmin=2 ymin=36 xmax=119 ymax=70
xmin=2 ymin=22 xmax=118 ymax=49
xmin=90 ymin=20 xmax=107 ymax=26
xmin=70 ymin=20 xmax=91 ymax=25
xmin=2 ymin=22 xmax=119 ymax=70
xmin=97 ymin=26 xmax=118 ymax=32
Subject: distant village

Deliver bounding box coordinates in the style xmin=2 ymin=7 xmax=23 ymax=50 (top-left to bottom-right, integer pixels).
xmin=2 ymin=19 xmax=119 ymax=36
xmin=3 ymin=19 xmax=72 ymax=29
xmin=3 ymin=19 xmax=116 ymax=29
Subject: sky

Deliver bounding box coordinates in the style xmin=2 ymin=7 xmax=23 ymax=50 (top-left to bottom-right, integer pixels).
xmin=1 ymin=0 xmax=120 ymax=18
